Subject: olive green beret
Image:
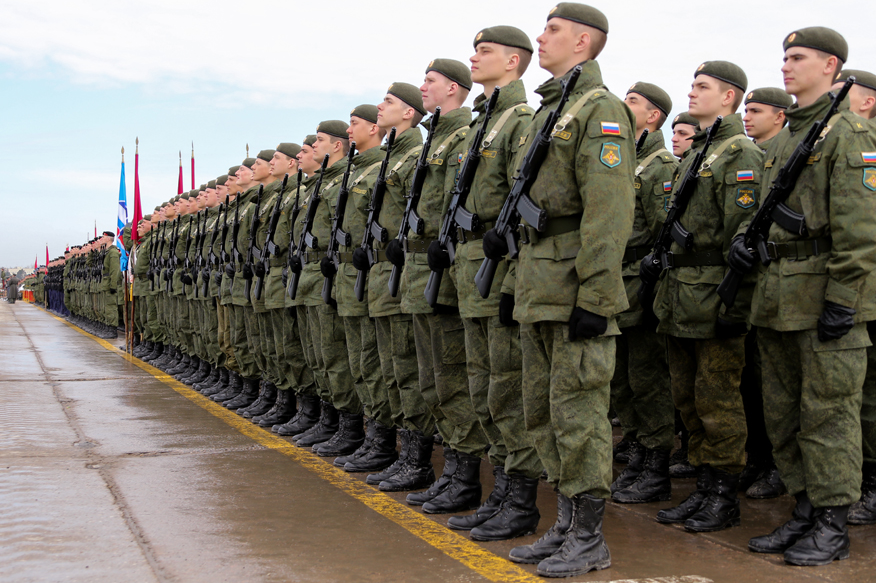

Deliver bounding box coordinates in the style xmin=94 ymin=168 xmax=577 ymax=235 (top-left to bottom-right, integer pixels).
xmin=672 ymin=112 xmax=700 ymax=129
xmin=277 ymin=143 xmax=301 ymax=159
xmin=303 ymin=135 xmax=317 ymax=147
xmin=694 ymin=60 xmax=747 ymax=93
xmin=241 ymin=157 xmax=256 ymax=169
xmin=189 ymin=189 xmax=199 ymax=197
xmin=198 ymin=184 xmax=206 ymax=191
xmin=426 ymin=58 xmax=472 ymax=90
xmin=387 ymin=82 xmax=426 ymax=116
xmin=179 ymin=192 xmax=190 ymax=200
xmin=207 ymin=179 xmax=216 ymax=189
xmin=835 ymin=69 xmax=876 ymax=92
xmin=257 ymin=149 xmax=275 ymax=162
xmin=745 ymin=87 xmax=793 ymax=109
xmin=547 ymin=3 xmax=608 ymax=34
xmin=316 ymin=120 xmax=350 ymax=139
xmin=474 ymin=25 xmax=533 ymax=54
xmin=350 ymin=104 xmax=379 ymax=124
xmin=626 ymin=82 xmax=672 ymax=116
xmin=783 ymin=27 xmax=848 ymax=63
xmin=228 ymin=165 xmax=241 ymax=176
xmin=143 ymin=214 xmax=152 ymax=221
xmin=216 ymin=175 xmax=229 ymax=186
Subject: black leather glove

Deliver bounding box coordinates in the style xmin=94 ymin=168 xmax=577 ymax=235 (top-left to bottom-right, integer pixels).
xmin=163 ymin=270 xmax=171 ymax=281
xmin=242 ymin=263 xmax=253 ymax=280
xmin=320 ymin=256 xmax=336 ymax=278
xmin=281 ymin=268 xmax=288 ymax=287
xmin=482 ymin=229 xmax=509 ymax=261
xmin=214 ymin=272 xmax=223 ymax=287
xmin=352 ymin=248 xmax=370 ymax=271
xmin=385 ymin=239 xmax=405 ymax=267
xmin=180 ymin=273 xmax=192 ymax=285
xmin=638 ymin=254 xmax=662 ymax=287
xmin=253 ymin=261 xmax=266 ymax=279
xmin=867 ymin=320 xmax=876 ymax=340
xmin=427 ymin=241 xmax=451 ymax=271
xmin=818 ymin=300 xmax=856 ymax=342
xmin=498 ymin=293 xmax=518 ymax=327
xmin=225 ymin=263 xmax=236 ymax=277
xmin=288 ymin=255 xmax=302 ymax=275
xmin=715 ymin=317 xmax=747 ymax=339
xmin=569 ymin=307 xmax=608 ymax=340
xmin=727 ymin=235 xmax=755 ymax=273
xmin=326 ymin=297 xmax=337 ymax=309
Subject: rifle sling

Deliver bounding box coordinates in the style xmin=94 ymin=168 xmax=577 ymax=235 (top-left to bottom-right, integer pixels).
xmin=635 ymin=149 xmax=672 ymax=177
xmin=698 ymin=135 xmax=749 ymax=173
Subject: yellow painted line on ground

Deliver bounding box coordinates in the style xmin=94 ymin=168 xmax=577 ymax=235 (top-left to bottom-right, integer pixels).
xmin=37 ymin=306 xmax=541 ymax=583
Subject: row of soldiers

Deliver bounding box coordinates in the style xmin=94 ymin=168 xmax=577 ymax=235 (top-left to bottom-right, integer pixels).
xmin=30 ymin=257 xmax=75 ymax=317
xmin=52 ymin=4 xmax=876 ymax=576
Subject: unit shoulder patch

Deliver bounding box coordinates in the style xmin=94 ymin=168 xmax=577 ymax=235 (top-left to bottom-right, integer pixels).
xmin=864 ymin=168 xmax=876 ymax=192
xmin=736 ymin=186 xmax=756 ymax=208
xmin=600 ymin=142 xmax=622 ymax=168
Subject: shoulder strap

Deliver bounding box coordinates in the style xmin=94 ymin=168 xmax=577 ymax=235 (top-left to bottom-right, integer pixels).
xmin=389 ymin=146 xmax=423 ymax=175
xmin=431 ymin=126 xmax=469 ymax=160
xmin=699 ymin=134 xmax=750 ymax=172
xmin=635 ymin=148 xmax=672 ymax=177
xmin=553 ymin=88 xmax=604 ymax=134
xmin=351 ymin=161 xmax=383 ymax=187
xmin=482 ymin=104 xmax=530 ymax=149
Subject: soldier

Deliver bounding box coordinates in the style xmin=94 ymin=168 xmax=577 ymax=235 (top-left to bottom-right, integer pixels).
xmin=132 ymin=215 xmax=154 ymax=358
xmin=609 ymin=82 xmax=678 ymax=505
xmin=743 ymin=88 xmax=793 ymax=151
xmin=478 ymin=4 xmax=634 ymax=576
xmin=735 ymin=28 xmax=876 ymax=565
xmin=670 ymin=112 xmax=699 ymax=160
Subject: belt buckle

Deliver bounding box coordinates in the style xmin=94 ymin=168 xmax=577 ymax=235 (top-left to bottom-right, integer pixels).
xmin=766 ymin=242 xmax=779 ymax=261
xmin=456 ymin=226 xmax=468 ymax=244
xmin=402 ymin=237 xmax=410 ymax=253
xmin=663 ymin=251 xmax=675 ymax=268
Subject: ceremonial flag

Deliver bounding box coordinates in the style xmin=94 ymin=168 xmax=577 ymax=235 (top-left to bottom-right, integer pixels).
xmin=94 ymin=221 xmax=97 ymax=238
xmin=34 ymin=256 xmax=37 ymax=270
xmin=191 ymin=142 xmax=195 ymax=190
xmin=45 ymin=244 xmax=49 ymax=272
xmin=117 ymin=146 xmax=129 ymax=271
xmin=131 ymin=138 xmax=144 ymax=243
xmin=178 ymin=151 xmax=184 ymax=195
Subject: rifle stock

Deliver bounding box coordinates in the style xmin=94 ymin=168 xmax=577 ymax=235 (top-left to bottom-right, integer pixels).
xmin=287 ymin=156 xmax=329 ymax=300
xmin=322 ymin=146 xmax=356 ymax=304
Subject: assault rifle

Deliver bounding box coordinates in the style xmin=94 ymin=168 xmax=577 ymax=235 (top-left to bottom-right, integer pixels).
xmin=322 ymin=145 xmax=356 ymax=304
xmin=282 ymin=170 xmax=304 ymax=288
xmin=226 ymin=191 xmax=242 ymax=283
xmin=636 ymin=129 xmax=649 ymax=156
xmin=389 ymin=107 xmax=441 ymax=298
xmin=717 ymin=77 xmax=854 ymax=309
xmin=636 ymin=116 xmax=724 ymax=307
xmin=216 ymin=195 xmax=231 ymax=289
xmin=425 ymin=89 xmax=500 ymax=305
xmin=203 ymin=202 xmax=224 ymax=297
xmin=473 ymin=67 xmax=582 ymax=299
xmin=254 ymin=173 xmax=290 ymax=301
xmin=243 ymin=185 xmax=264 ymax=302
xmin=353 ymin=127 xmax=396 ymax=302
xmin=180 ymin=214 xmax=195 ymax=293
xmin=165 ymin=217 xmax=180 ymax=292
xmin=287 ymin=155 xmax=330 ymax=300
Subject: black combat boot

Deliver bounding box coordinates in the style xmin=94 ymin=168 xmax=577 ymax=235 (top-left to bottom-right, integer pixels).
xmin=656 ymin=465 xmax=713 ymax=524
xmin=315 ymin=411 xmax=365 ymax=457
xmin=335 ymin=417 xmax=376 ymax=468
xmin=749 ymin=491 xmax=816 ymax=553
xmin=293 ymin=401 xmax=339 ymax=447
xmin=144 ymin=342 xmax=163 ymax=363
xmin=612 ymin=447 xmax=671 ymax=504
xmin=193 ymin=366 xmax=221 ymax=391
xmin=536 ymin=493 xmax=611 ymax=578
xmin=610 ymin=441 xmax=645 ymax=493
xmin=849 ymin=469 xmax=876 ymax=525
xmin=407 ymin=448 xmax=458 ymax=506
xmin=448 ymin=466 xmax=510 ymax=530
xmin=422 ymin=452 xmax=482 ymax=514
xmin=783 ymin=505 xmax=851 ymax=566
xmin=669 ymin=442 xmax=697 ymax=479
xmin=509 ymin=489 xmax=573 ymax=564
xmin=155 ymin=346 xmax=179 ymax=369
xmin=178 ymin=357 xmax=204 ymax=383
xmin=379 ymin=430 xmax=435 ymax=492
xmin=186 ymin=360 xmax=211 ymax=386
xmin=224 ymin=377 xmax=260 ymax=410
xmin=684 ymin=468 xmax=741 ymax=532
xmin=367 ymin=430 xmax=411 ymax=485
xmin=211 ymin=371 xmax=243 ymax=402
xmin=202 ymin=368 xmax=229 ymax=396
xmin=275 ymin=393 xmax=320 ymax=436
xmin=167 ymin=353 xmax=191 ymax=375
xmin=349 ymin=422 xmax=398 ymax=474
xmin=255 ymin=389 xmax=296 ymax=427
xmin=470 ymin=474 xmax=540 ymax=541
xmin=612 ymin=438 xmax=634 ymax=463
xmin=746 ymin=462 xmax=786 ymax=499
xmin=134 ymin=341 xmax=152 ymax=358
xmin=241 ymin=381 xmax=277 ymax=418
xmin=739 ymin=453 xmax=768 ymax=492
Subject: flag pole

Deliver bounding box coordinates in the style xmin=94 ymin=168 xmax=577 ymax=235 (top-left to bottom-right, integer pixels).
xmin=191 ymin=141 xmax=195 ymax=190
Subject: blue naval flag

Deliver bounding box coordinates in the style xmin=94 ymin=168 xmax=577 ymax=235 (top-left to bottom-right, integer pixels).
xmin=117 ymin=153 xmax=129 ymax=272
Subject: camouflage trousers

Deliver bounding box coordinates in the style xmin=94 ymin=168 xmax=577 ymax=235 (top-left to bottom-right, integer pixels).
xmin=610 ymin=325 xmax=674 ymax=451
xmin=201 ymin=299 xmax=221 ymax=368
xmin=740 ymin=328 xmax=772 ymax=460
xmin=310 ymin=304 xmax=360 ymax=414
xmin=230 ymin=305 xmax=258 ymax=378
xmin=667 ymin=335 xmax=747 ymax=474
xmin=243 ymin=306 xmax=267 ymax=378
xmin=104 ymin=291 xmax=119 ymax=327
xmin=175 ymin=297 xmax=192 ymax=355
xmin=296 ymin=305 xmax=325 ymax=397
xmin=465 ymin=316 xmax=540 ymax=478
xmin=521 ymin=321 xmax=614 ymax=499
xmin=216 ymin=302 xmax=238 ymax=373
xmin=258 ymin=310 xmax=280 ymax=387
xmin=759 ymin=325 xmax=867 ymax=507
xmin=344 ymin=315 xmax=385 ymax=425
xmin=415 ymin=313 xmax=486 ymax=457
xmin=286 ymin=307 xmax=316 ymax=397
xmin=863 ymin=338 xmax=876 ymax=470
xmin=375 ymin=314 xmax=431 ymax=433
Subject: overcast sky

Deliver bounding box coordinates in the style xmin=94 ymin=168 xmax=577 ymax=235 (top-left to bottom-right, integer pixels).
xmin=1 ymin=0 xmax=873 ymax=268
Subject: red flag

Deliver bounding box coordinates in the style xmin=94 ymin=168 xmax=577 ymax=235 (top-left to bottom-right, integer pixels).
xmin=34 ymin=256 xmax=38 ymax=270
xmin=132 ymin=137 xmax=143 ymax=243
xmin=94 ymin=220 xmax=97 ymax=238
xmin=191 ymin=142 xmax=195 ymax=190
xmin=177 ymin=151 xmax=184 ymax=195
xmin=45 ymin=244 xmax=49 ymax=271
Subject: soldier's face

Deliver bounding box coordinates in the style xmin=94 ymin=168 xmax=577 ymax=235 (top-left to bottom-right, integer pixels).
xmin=252 ymin=158 xmax=271 ymax=181
xmin=832 ymin=83 xmax=874 ymax=118
xmin=216 ymin=184 xmax=229 ymax=200
xmin=348 ymin=116 xmax=375 ymax=146
xmin=782 ymin=47 xmax=831 ymax=96
xmin=536 ymin=18 xmax=577 ymax=76
xmin=236 ymin=165 xmax=254 ymax=187
xmin=313 ymin=132 xmax=336 ymax=161
xmin=742 ymin=103 xmax=782 ymax=140
xmin=376 ymin=94 xmax=408 ymax=130
xmin=205 ymin=188 xmax=218 ymax=207
xmin=688 ymin=75 xmax=726 ymax=118
xmin=226 ymin=176 xmax=239 ymax=194
xmin=470 ymin=42 xmax=509 ymax=85
xmin=270 ymin=151 xmax=292 ymax=178
xmin=623 ymin=93 xmax=651 ymax=131
xmin=671 ymin=124 xmax=697 ymax=157
xmin=420 ymin=71 xmax=454 ymax=113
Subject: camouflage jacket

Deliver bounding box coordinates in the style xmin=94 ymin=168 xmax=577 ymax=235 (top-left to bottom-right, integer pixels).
xmin=285 ymin=173 xmax=318 ymax=308
xmin=132 ymin=234 xmax=152 ymax=297
xmin=247 ymin=181 xmax=280 ymax=312
xmin=513 ymin=60 xmax=635 ymax=329
xmin=230 ymin=186 xmax=260 ymax=307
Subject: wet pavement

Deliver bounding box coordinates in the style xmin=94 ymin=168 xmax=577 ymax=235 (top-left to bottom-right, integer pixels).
xmin=2 ymin=300 xmax=875 ymax=583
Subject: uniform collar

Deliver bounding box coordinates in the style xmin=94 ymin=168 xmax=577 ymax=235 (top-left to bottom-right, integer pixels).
xmin=637 ymin=129 xmax=666 ymax=160
xmin=784 ymin=91 xmax=849 ymax=133
xmin=692 ymin=113 xmax=746 ymax=147
xmin=534 ymin=60 xmax=603 ymax=107
xmin=473 ymin=79 xmax=528 ymax=115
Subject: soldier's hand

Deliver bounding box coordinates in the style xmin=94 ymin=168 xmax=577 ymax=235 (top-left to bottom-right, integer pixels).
xmin=320 ymin=256 xmax=336 ymax=278
xmin=281 ymin=268 xmax=288 ymax=287
xmin=727 ymin=235 xmax=755 ymax=273
xmin=482 ymin=229 xmax=509 ymax=261
xmin=568 ymin=307 xmax=607 ymax=340
xmin=242 ymin=263 xmax=254 ymax=280
xmin=214 ymin=272 xmax=223 ymax=287
xmin=352 ymin=248 xmax=370 ymax=271
xmin=715 ymin=317 xmax=747 ymax=339
xmin=180 ymin=273 xmax=192 ymax=285
xmin=225 ymin=264 xmax=236 ymax=277
xmin=288 ymin=256 xmax=303 ymax=275
xmin=427 ymin=241 xmax=451 ymax=271
xmin=253 ymin=261 xmax=266 ymax=279
xmin=817 ymin=300 xmax=856 ymax=342
xmin=638 ymin=254 xmax=662 ymax=286
xmin=498 ymin=293 xmax=518 ymax=327
xmin=385 ymin=240 xmax=405 ymax=267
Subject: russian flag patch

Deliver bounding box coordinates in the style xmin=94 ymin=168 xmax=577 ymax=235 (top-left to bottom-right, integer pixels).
xmin=600 ymin=122 xmax=621 ymax=135
xmin=862 ymin=152 xmax=876 ymax=164
xmin=737 ymin=170 xmax=754 ymax=181
xmin=663 ymin=181 xmax=672 ymax=192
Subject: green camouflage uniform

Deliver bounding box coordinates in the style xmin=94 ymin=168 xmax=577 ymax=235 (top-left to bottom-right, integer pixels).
xmin=514 ymin=61 xmax=635 ymax=499
xmin=229 ymin=186 xmax=261 ymax=380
